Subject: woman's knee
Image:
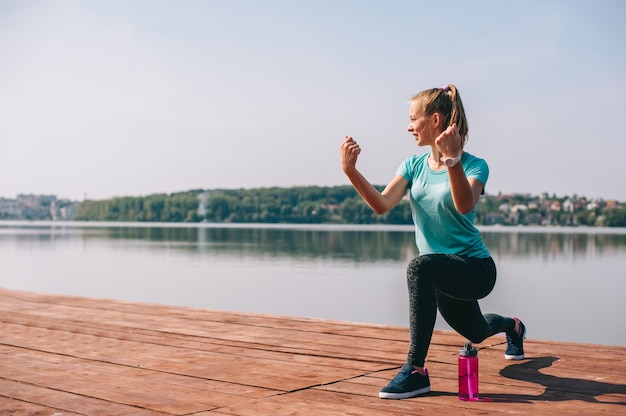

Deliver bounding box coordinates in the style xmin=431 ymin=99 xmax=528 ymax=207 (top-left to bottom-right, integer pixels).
xmin=406 ymin=255 xmax=438 ymax=286
xmin=407 ymin=254 xmax=436 ymax=274
xmin=407 ymin=255 xmax=427 ymax=282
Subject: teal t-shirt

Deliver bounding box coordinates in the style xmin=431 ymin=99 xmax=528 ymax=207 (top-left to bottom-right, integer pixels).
xmin=396 ymin=152 xmax=490 ymax=257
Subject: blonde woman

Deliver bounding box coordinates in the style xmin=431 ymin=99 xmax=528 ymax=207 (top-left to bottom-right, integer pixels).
xmin=341 ymin=84 xmax=526 ymax=399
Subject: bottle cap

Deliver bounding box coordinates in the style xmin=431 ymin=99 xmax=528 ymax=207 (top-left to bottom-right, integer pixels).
xmin=459 ymin=340 xmax=478 ymax=356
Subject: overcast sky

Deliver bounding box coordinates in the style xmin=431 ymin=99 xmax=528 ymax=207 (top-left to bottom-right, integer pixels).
xmin=1 ymin=0 xmax=625 ymax=202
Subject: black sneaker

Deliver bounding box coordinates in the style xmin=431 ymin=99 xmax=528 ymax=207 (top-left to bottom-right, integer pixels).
xmin=505 ymin=317 xmax=527 ymax=360
xmin=378 ymin=363 xmax=431 ymax=399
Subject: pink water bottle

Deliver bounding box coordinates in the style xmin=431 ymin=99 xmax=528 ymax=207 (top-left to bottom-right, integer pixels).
xmin=458 ymin=341 xmax=479 ymax=401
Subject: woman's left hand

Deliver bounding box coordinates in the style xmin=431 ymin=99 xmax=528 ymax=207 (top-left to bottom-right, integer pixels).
xmin=435 ymin=123 xmax=463 ymax=158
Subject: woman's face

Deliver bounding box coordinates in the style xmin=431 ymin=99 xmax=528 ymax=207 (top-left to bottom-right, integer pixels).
xmin=408 ymin=100 xmax=434 ymax=146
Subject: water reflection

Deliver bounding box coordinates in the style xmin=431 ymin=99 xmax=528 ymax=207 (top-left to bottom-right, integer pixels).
xmin=2 ymin=224 xmax=626 ymax=262
xmin=482 ymin=231 xmax=626 ymax=261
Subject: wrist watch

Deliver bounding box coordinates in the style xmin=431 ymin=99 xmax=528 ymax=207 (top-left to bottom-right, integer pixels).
xmin=442 ymin=154 xmax=462 ymax=168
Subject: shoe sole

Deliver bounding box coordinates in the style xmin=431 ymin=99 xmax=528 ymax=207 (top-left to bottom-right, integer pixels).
xmin=504 ymin=321 xmax=527 ymax=360
xmin=504 ymin=353 xmax=524 ymax=360
xmin=379 ymin=386 xmax=431 ymax=399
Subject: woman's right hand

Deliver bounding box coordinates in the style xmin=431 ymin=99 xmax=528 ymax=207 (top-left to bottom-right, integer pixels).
xmin=341 ymin=136 xmax=361 ymax=174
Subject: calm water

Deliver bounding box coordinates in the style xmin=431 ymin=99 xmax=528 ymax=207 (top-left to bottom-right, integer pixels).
xmin=2 ymin=221 xmax=625 ymax=346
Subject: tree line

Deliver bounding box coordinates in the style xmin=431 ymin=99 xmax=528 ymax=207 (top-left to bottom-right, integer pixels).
xmin=74 ymin=186 xmax=626 ymax=227
xmin=74 ymin=186 xmax=413 ymax=224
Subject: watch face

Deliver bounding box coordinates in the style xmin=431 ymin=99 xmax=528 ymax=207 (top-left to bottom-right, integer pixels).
xmin=445 ymin=158 xmax=454 ymax=167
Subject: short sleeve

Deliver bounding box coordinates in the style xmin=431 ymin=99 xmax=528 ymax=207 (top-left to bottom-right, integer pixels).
xmin=464 ymin=156 xmax=489 ymax=188
xmin=396 ymin=159 xmax=412 ymax=184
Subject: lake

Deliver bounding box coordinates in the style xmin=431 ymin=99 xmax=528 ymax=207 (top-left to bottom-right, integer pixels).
xmin=1 ymin=221 xmax=625 ymax=347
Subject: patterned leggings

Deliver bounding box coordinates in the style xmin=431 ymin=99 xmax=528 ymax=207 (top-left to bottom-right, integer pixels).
xmin=405 ymin=254 xmax=516 ymax=367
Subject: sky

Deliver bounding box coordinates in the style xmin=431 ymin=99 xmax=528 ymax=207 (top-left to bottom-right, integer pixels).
xmin=1 ymin=0 xmax=625 ymax=202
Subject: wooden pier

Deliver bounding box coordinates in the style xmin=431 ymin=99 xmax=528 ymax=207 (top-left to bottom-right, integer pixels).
xmin=1 ymin=288 xmax=625 ymax=415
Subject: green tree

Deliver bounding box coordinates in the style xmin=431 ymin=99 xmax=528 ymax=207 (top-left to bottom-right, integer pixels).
xmin=604 ymin=206 xmax=626 ymax=227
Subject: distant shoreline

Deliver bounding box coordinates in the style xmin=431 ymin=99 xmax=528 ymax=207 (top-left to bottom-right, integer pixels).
xmin=2 ymin=219 xmax=626 ymax=235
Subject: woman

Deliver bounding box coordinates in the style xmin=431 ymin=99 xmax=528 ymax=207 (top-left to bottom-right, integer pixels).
xmin=340 ymin=84 xmax=526 ymax=400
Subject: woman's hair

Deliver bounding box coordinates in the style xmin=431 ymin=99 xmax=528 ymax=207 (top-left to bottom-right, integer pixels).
xmin=411 ymin=84 xmax=469 ymax=146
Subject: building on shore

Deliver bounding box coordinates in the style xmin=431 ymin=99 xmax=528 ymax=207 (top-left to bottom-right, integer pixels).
xmin=0 ymin=194 xmax=77 ymax=220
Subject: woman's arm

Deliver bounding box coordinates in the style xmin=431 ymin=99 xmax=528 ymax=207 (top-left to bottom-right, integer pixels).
xmin=447 ymin=166 xmax=484 ymax=214
xmin=434 ymin=124 xmax=483 ymax=214
xmin=341 ymin=136 xmax=408 ymax=214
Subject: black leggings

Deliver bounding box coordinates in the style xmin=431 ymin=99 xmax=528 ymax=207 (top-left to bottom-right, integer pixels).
xmin=405 ymin=254 xmax=515 ymax=367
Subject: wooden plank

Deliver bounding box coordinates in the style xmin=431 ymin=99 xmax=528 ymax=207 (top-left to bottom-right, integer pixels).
xmin=0 ymin=313 xmax=401 ymax=371
xmin=1 ymin=288 xmax=625 ymax=416
xmin=0 ymin=379 xmax=172 ymax=416
xmin=0 ymin=297 xmax=410 ymax=357
xmin=0 ymin=396 xmax=84 ymax=416
xmin=0 ymin=322 xmax=374 ymax=392
xmin=213 ymin=388 xmax=522 ymax=416
xmin=316 ymin=371 xmax=626 ymax=415
xmin=1 ymin=347 xmax=221 ymax=414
